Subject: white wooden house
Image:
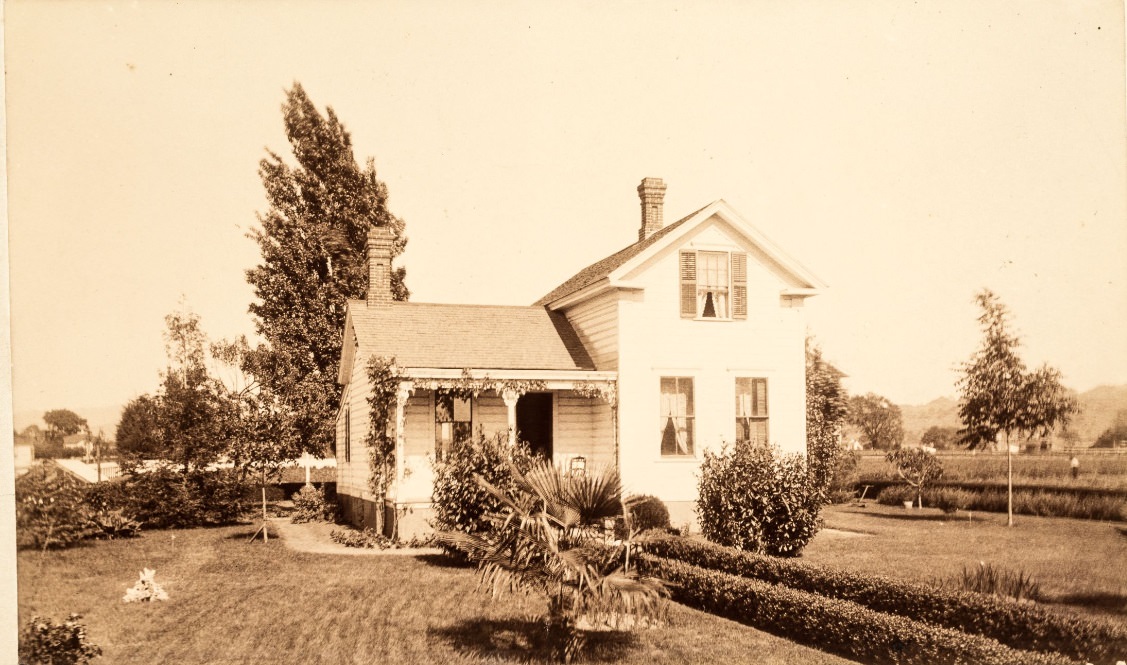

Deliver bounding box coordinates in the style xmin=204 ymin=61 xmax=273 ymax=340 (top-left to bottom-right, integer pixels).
xmin=336 ymin=178 xmax=823 ymax=537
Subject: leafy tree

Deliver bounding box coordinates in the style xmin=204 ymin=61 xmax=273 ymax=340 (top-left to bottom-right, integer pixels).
xmin=246 ymin=82 xmax=408 ymax=453
xmin=920 ymin=425 xmax=959 ymax=450
xmin=956 ymin=288 xmax=1079 ymax=525
xmin=154 ymin=309 xmax=227 ymax=473
xmin=1092 ymin=410 xmax=1127 ymax=448
xmin=885 ymin=448 xmax=943 ymax=508
xmin=846 ymin=393 xmax=904 ymax=450
xmin=116 ymin=395 xmax=163 ymax=459
xmin=43 ymin=409 xmax=87 ymax=443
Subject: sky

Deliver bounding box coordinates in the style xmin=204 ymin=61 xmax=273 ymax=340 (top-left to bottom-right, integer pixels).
xmin=4 ymin=0 xmax=1126 ymax=430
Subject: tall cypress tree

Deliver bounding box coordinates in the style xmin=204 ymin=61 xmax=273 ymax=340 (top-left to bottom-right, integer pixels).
xmin=246 ymin=83 xmax=408 ymax=452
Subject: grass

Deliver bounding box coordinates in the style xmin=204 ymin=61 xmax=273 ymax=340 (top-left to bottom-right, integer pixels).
xmin=17 ymin=523 xmax=855 ymax=664
xmin=851 ymin=452 xmax=1127 ymax=490
xmin=803 ymin=503 xmax=1127 ymax=623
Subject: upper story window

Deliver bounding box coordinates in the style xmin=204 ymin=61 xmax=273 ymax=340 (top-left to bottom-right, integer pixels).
xmin=735 ymin=377 xmax=769 ymax=446
xmin=435 ymin=393 xmax=472 ymax=462
xmin=660 ymin=377 xmax=695 ymax=456
xmin=680 ymin=250 xmax=747 ymax=319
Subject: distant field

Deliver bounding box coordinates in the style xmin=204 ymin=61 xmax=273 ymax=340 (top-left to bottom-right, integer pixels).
xmin=851 ymin=451 xmax=1127 ymax=490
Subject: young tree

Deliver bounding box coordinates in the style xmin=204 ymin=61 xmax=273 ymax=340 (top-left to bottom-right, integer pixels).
xmin=846 ymin=393 xmax=904 ymax=450
xmin=211 ymin=336 xmax=302 ymax=541
xmin=957 ymin=288 xmax=1079 ymax=525
xmin=246 ymin=82 xmax=408 ymax=453
xmin=885 ymin=448 xmax=943 ymax=508
xmin=43 ymin=409 xmax=87 ymax=444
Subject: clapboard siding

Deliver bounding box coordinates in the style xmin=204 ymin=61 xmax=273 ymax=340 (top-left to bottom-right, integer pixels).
xmin=562 ymin=290 xmax=619 ymax=371
xmin=554 ymin=392 xmax=615 ymax=469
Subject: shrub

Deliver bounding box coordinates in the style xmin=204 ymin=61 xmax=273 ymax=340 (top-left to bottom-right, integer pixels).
xmin=85 ymin=466 xmax=247 ymax=529
xmin=329 ymin=527 xmax=433 ymax=549
xmin=430 ymin=430 xmax=537 ymax=558
xmin=89 ymin=508 xmax=141 ymax=540
xmin=624 ymin=495 xmax=670 ymax=532
xmin=957 ymin=562 xmax=1042 ymax=603
xmin=641 ymin=532 xmax=1127 ymax=663
xmin=696 ymin=443 xmax=822 ymax=557
xmin=16 ymin=465 xmax=101 ymax=551
xmin=290 ymin=484 xmax=337 ymax=523
xmin=875 ymin=485 xmax=1126 ymax=521
xmin=931 ymin=487 xmax=975 ymax=515
xmin=18 ymin=614 xmax=102 ymax=664
xmin=639 ymin=556 xmax=1071 ymax=665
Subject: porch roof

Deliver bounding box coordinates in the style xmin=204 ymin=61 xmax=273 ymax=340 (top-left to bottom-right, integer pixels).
xmin=347 ymin=300 xmax=597 ymax=371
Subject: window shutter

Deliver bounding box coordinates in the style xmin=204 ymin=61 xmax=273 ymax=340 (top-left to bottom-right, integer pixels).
xmin=680 ymin=251 xmax=697 ymax=318
xmin=732 ymin=252 xmax=747 ymax=319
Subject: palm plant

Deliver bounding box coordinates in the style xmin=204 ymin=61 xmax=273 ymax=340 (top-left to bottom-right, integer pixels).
xmin=437 ymin=459 xmax=668 ymax=663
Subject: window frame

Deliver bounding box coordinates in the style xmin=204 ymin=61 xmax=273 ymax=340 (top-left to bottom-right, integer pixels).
xmin=434 ymin=391 xmax=473 ymax=462
xmin=659 ymin=376 xmax=696 ymax=457
xmin=680 ymin=249 xmax=747 ymax=320
xmin=344 ymin=406 xmax=351 ymax=463
xmin=735 ymin=377 xmax=769 ymax=447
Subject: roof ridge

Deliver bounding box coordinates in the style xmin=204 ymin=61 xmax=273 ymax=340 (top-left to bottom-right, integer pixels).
xmin=533 ymin=202 xmax=713 ymax=307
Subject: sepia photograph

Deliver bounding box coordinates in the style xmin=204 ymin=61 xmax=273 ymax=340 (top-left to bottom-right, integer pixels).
xmin=3 ymin=2 xmax=1126 ymax=663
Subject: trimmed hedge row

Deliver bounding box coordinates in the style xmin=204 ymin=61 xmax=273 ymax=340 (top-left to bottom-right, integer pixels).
xmin=641 ymin=533 xmax=1126 ymax=664
xmin=875 ymin=484 xmax=1125 ymax=522
xmin=638 ymin=555 xmax=1073 ymax=665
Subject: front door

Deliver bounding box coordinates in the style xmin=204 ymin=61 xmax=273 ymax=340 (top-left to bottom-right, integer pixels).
xmin=516 ymin=392 xmax=553 ymax=460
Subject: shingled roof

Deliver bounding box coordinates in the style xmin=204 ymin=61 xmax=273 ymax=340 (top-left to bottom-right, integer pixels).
xmin=533 ymin=204 xmax=710 ymax=307
xmin=347 ymin=301 xmax=595 ymax=371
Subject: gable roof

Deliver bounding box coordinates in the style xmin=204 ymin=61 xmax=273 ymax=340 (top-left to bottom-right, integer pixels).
xmin=535 ymin=199 xmax=825 ymax=308
xmin=345 ymin=301 xmax=596 ymax=372
xmin=533 ymin=205 xmax=708 ymax=306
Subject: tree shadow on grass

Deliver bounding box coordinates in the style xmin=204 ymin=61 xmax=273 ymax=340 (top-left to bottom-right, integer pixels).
xmin=429 ymin=618 xmax=637 ymax=663
xmin=415 ymin=552 xmax=475 ymax=569
xmin=1049 ymin=591 xmax=1127 ymax=617
xmin=860 ymin=511 xmax=967 ymax=523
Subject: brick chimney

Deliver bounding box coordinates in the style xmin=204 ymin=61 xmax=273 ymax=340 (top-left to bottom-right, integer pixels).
xmin=366 ymin=225 xmax=395 ymax=308
xmin=637 ymin=177 xmax=667 ymax=241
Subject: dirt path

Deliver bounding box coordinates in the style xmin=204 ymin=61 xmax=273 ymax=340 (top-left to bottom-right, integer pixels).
xmin=268 ymin=518 xmax=441 ymax=556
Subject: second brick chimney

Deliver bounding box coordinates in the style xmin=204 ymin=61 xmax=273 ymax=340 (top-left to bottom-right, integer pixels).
xmin=366 ymin=225 xmax=395 ymax=308
xmin=637 ymin=177 xmax=667 ymax=241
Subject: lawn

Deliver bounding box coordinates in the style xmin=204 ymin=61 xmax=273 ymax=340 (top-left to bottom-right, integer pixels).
xmin=17 ymin=523 xmax=855 ymax=664
xmin=802 ymin=503 xmax=1127 ymax=624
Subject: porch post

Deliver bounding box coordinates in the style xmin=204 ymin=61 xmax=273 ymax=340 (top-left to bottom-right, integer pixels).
xmin=502 ymin=388 xmax=519 ymax=446
xmin=394 ymin=382 xmax=413 ymax=499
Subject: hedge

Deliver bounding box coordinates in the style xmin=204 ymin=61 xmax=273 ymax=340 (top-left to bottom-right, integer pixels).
xmin=638 ymin=555 xmax=1074 ymax=665
xmin=641 ymin=533 xmax=1126 ymax=664
xmin=875 ymin=484 xmax=1125 ymax=522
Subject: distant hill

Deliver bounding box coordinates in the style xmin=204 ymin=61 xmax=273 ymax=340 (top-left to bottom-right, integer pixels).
xmin=14 ymin=404 xmax=123 ymax=441
xmin=898 ymin=385 xmax=1127 ymax=447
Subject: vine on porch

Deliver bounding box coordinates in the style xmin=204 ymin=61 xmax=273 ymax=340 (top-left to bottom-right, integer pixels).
xmin=571 ymin=380 xmax=618 ymax=405
xmin=365 ymin=356 xmax=403 ymax=516
xmin=414 ymin=368 xmax=548 ymax=401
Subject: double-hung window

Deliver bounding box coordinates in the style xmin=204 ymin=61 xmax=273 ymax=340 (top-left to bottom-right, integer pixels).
xmin=435 ymin=393 xmax=472 ymax=462
xmin=659 ymin=377 xmax=695 ymax=456
xmin=735 ymin=377 xmax=769 ymax=446
xmin=680 ymin=250 xmax=747 ymax=319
